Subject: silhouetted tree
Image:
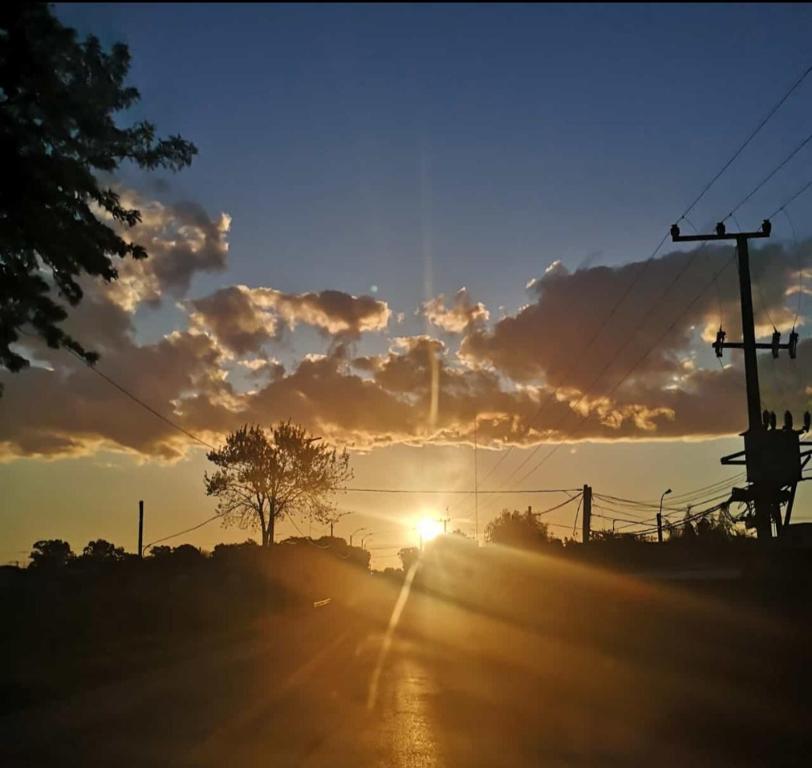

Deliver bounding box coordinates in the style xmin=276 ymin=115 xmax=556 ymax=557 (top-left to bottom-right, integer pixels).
xmin=81 ymin=539 xmax=126 ymax=562
xmin=680 ymin=510 xmax=697 ymax=539
xmin=0 ymin=4 xmax=196 ymax=384
xmin=205 ymin=422 xmax=352 ymax=547
xmin=149 ymin=545 xmax=173 ymax=560
xmin=397 ymin=546 xmax=419 ymax=572
xmin=484 ymin=508 xmax=553 ymax=549
xmin=29 ymin=539 xmax=74 ymax=569
xmin=169 ymin=544 xmax=206 ymax=566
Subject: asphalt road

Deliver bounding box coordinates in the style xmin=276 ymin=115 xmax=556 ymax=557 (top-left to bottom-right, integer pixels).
xmin=2 ymin=547 xmax=810 ymax=767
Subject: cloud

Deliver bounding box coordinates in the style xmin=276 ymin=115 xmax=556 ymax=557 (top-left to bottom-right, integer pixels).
xmin=100 ymin=189 xmax=231 ymax=311
xmin=460 ymin=241 xmax=809 ymax=396
xmin=188 ymin=285 xmax=391 ymax=356
xmin=188 ymin=286 xmax=279 ymax=357
xmin=3 ymin=237 xmax=810 ymax=460
xmin=423 ymin=288 xmax=490 ymax=333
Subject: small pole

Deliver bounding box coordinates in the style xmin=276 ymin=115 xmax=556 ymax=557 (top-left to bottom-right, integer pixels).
xmin=657 ymin=488 xmax=671 ymax=544
xmin=473 ymin=417 xmax=479 ymax=543
xmin=330 ymin=521 xmax=334 ymax=538
xmin=582 ymin=485 xmax=592 ymax=544
xmin=138 ymin=500 xmax=144 ymax=558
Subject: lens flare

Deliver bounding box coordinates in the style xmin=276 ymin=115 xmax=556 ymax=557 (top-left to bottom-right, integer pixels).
xmin=417 ymin=517 xmax=443 ymax=543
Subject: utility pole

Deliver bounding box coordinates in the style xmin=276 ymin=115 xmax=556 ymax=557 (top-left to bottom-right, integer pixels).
xmin=138 ymin=500 xmax=144 ymax=558
xmin=473 ymin=417 xmax=479 ymax=543
xmin=671 ymin=220 xmax=810 ymax=541
xmin=582 ymin=484 xmax=592 ymax=544
xmin=657 ymin=488 xmax=671 ymax=544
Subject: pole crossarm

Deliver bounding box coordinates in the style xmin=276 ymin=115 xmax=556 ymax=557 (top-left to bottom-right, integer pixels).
xmin=670 ymin=219 xmax=772 ymax=243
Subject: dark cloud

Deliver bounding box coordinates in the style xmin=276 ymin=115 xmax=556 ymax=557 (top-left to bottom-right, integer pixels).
xmin=460 ymin=241 xmax=809 ymax=397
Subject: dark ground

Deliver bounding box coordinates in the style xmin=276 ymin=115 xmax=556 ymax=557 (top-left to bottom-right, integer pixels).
xmin=1 ymin=538 xmax=811 ymax=767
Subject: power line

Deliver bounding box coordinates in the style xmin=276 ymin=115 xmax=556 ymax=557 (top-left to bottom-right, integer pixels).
xmin=595 ymin=474 xmax=745 ymax=509
xmin=482 ymin=63 xmax=812 ymax=498
xmin=143 ymin=512 xmax=226 ymax=551
xmin=67 ymin=349 xmax=217 ymax=451
xmin=723 ymin=128 xmax=812 ymax=222
xmin=679 ymin=62 xmax=812 ymax=223
xmin=533 ymin=492 xmax=583 ymax=518
xmin=345 ymin=486 xmax=578 ymax=495
xmin=509 ymin=251 xmax=738 ymax=487
xmin=482 ymin=65 xmax=812 ymax=498
xmin=768 ymin=177 xmax=812 ymax=219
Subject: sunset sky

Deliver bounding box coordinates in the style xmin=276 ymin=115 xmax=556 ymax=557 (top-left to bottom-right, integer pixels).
xmin=3 ymin=4 xmax=812 ymax=566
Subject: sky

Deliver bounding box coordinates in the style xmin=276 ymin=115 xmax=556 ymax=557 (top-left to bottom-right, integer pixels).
xmin=3 ymin=3 xmax=812 ymax=567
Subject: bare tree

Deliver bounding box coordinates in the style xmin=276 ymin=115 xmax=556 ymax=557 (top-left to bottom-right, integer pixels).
xmin=204 ymin=422 xmax=352 ymax=547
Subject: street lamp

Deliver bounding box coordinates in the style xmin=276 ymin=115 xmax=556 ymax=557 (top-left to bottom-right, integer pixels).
xmin=657 ymin=488 xmax=672 ymax=543
xmin=349 ymin=527 xmax=368 ymax=547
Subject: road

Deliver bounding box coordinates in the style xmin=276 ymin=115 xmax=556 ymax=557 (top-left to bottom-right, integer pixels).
xmin=2 ymin=545 xmax=810 ymax=766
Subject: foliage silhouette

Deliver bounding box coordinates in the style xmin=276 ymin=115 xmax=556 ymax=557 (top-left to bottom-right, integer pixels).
xmin=205 ymin=422 xmax=352 ymax=547
xmin=81 ymin=539 xmax=126 ymax=562
xmin=397 ymin=546 xmax=419 ymax=571
xmin=29 ymin=539 xmax=74 ymax=569
xmin=484 ymin=508 xmax=554 ymax=549
xmin=0 ymin=3 xmax=196 ymax=383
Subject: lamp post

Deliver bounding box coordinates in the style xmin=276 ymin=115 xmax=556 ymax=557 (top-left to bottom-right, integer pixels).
xmin=361 ymin=533 xmax=373 ymax=549
xmin=657 ymin=489 xmax=672 ymax=543
xmin=349 ymin=527 xmax=368 ymax=547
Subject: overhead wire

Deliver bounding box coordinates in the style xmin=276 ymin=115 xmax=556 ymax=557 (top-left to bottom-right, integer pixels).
xmin=723 ymin=128 xmax=812 ymax=223
xmin=508 ymin=250 xmax=738 ymax=487
xmin=678 ymin=61 xmax=812 ymax=224
xmin=485 ymin=60 xmax=812 ymax=501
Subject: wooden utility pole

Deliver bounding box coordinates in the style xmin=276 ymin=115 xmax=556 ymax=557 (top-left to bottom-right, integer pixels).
xmin=671 ymin=219 xmax=809 ymax=540
xmin=582 ymin=485 xmax=592 ymax=544
xmin=473 ymin=417 xmax=479 ymax=543
xmin=138 ymin=500 xmax=144 ymax=558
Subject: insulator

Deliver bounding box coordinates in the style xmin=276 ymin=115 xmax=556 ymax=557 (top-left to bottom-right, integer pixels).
xmin=714 ymin=328 xmax=726 ymax=358
xmin=784 ymin=411 xmax=793 ymax=431
xmin=715 ymin=221 xmax=726 ymax=236
xmin=670 ymin=223 xmax=680 ymax=240
xmin=789 ymin=329 xmax=799 ymax=359
xmin=804 ymin=411 xmax=811 ymax=432
xmin=762 ymin=219 xmax=772 ymax=236
xmin=772 ymin=329 xmax=781 ymax=359
xmin=769 ymin=411 xmax=777 ymax=430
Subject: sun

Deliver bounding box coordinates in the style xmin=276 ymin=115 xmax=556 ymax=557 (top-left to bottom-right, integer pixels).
xmin=417 ymin=517 xmax=443 ymax=543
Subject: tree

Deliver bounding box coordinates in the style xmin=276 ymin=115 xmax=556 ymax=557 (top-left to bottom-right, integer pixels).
xmin=204 ymin=422 xmax=353 ymax=548
xmin=29 ymin=539 xmax=74 ymax=569
xmin=148 ymin=545 xmax=173 ymax=560
xmin=484 ymin=508 xmax=553 ymax=549
xmin=81 ymin=539 xmax=126 ymax=562
xmin=0 ymin=4 xmax=196 ymax=383
xmin=397 ymin=546 xmax=419 ymax=572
